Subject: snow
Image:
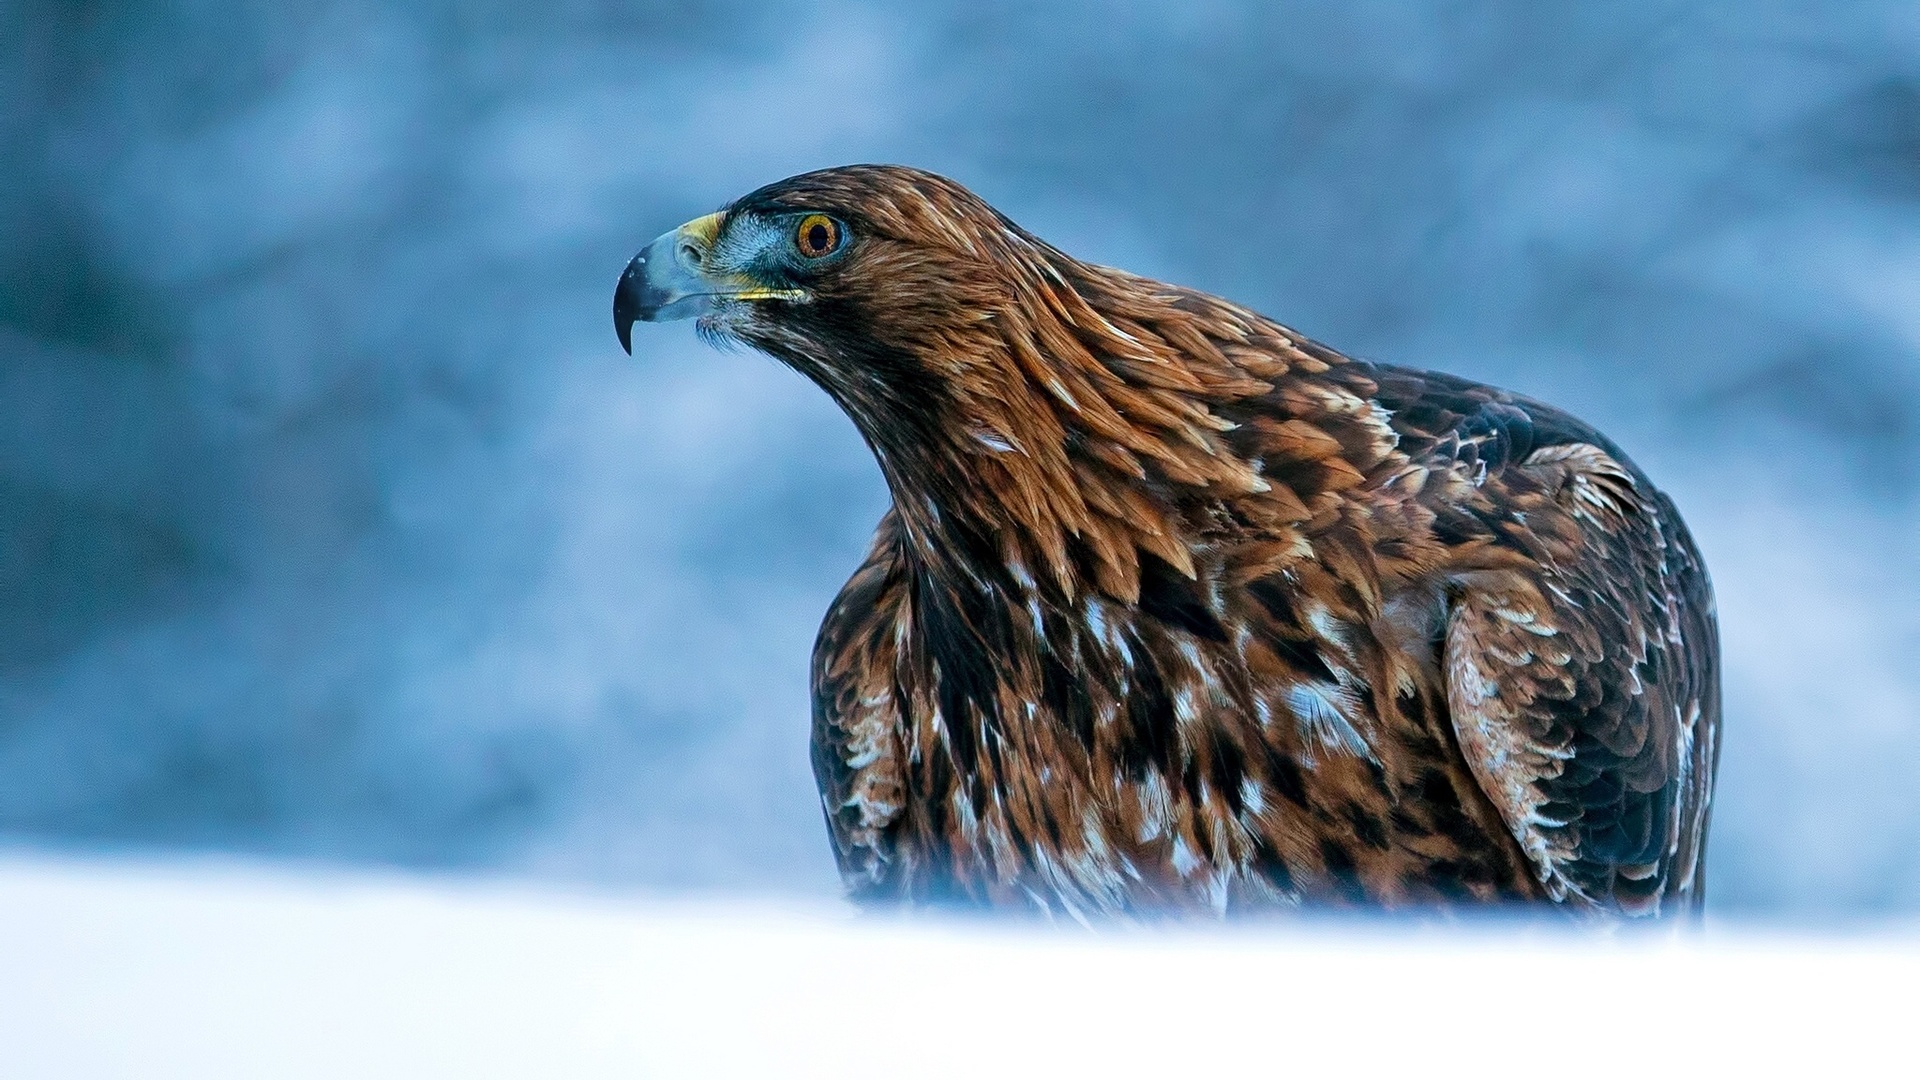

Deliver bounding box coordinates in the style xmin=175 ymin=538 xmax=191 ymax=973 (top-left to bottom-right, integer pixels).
xmin=0 ymin=852 xmax=1911 ymax=1079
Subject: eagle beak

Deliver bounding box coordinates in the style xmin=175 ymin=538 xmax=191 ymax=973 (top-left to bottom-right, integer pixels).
xmin=615 ymin=212 xmax=725 ymax=353
xmin=615 ymin=212 xmax=810 ymax=354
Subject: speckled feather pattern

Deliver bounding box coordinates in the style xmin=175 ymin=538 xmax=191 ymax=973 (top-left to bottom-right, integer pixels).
xmin=698 ymin=166 xmax=1719 ymax=919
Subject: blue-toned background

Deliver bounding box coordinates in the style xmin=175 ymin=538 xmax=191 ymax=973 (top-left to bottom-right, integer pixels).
xmin=4 ymin=1 xmax=1916 ymax=917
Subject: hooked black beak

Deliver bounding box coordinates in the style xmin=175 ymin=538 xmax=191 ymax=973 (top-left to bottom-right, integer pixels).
xmin=615 ymin=214 xmax=719 ymax=355
xmin=612 ymin=253 xmax=650 ymax=355
xmin=614 ymin=212 xmax=807 ymax=355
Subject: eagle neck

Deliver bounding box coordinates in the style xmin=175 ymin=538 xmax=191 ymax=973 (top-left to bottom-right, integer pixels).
xmin=867 ymin=255 xmax=1292 ymax=612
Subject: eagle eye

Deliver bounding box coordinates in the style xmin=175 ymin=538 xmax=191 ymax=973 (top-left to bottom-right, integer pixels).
xmin=794 ymin=214 xmax=843 ymax=259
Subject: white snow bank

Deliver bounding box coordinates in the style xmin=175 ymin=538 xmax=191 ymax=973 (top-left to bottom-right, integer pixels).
xmin=0 ymin=851 xmax=1910 ymax=1079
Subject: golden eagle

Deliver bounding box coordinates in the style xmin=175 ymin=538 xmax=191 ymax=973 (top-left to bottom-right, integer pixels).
xmin=615 ymin=165 xmax=1720 ymax=918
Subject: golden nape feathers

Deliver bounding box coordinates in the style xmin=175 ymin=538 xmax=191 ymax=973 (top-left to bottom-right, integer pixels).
xmin=616 ymin=165 xmax=1719 ymax=919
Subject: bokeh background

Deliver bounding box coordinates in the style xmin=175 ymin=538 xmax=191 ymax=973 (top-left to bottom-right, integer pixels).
xmin=4 ymin=0 xmax=1917 ymax=919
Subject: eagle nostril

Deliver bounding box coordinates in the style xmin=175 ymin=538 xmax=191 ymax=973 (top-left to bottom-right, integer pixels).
xmin=678 ymin=242 xmax=703 ymax=268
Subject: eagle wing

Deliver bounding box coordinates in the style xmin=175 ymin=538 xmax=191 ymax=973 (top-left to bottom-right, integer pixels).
xmin=1395 ymin=376 xmax=1721 ymax=916
xmin=809 ymin=512 xmax=910 ymax=899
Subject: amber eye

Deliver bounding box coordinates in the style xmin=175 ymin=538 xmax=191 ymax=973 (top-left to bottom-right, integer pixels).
xmin=794 ymin=214 xmax=842 ymax=259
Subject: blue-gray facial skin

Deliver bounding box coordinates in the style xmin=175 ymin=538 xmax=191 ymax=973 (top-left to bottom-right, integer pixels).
xmin=2 ymin=0 xmax=1916 ymax=920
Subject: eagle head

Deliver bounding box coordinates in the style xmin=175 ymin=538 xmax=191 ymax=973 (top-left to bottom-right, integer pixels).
xmin=614 ymin=165 xmax=1091 ymax=432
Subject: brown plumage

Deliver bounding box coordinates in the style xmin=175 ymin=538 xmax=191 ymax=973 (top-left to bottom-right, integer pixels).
xmin=615 ymin=164 xmax=1720 ymax=919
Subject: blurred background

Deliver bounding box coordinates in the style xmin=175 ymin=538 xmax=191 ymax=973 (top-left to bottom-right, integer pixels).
xmin=2 ymin=0 xmax=1917 ymax=920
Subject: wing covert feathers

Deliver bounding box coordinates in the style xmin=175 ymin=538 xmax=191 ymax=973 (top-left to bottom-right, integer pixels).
xmin=1443 ymin=442 xmax=1718 ymax=915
